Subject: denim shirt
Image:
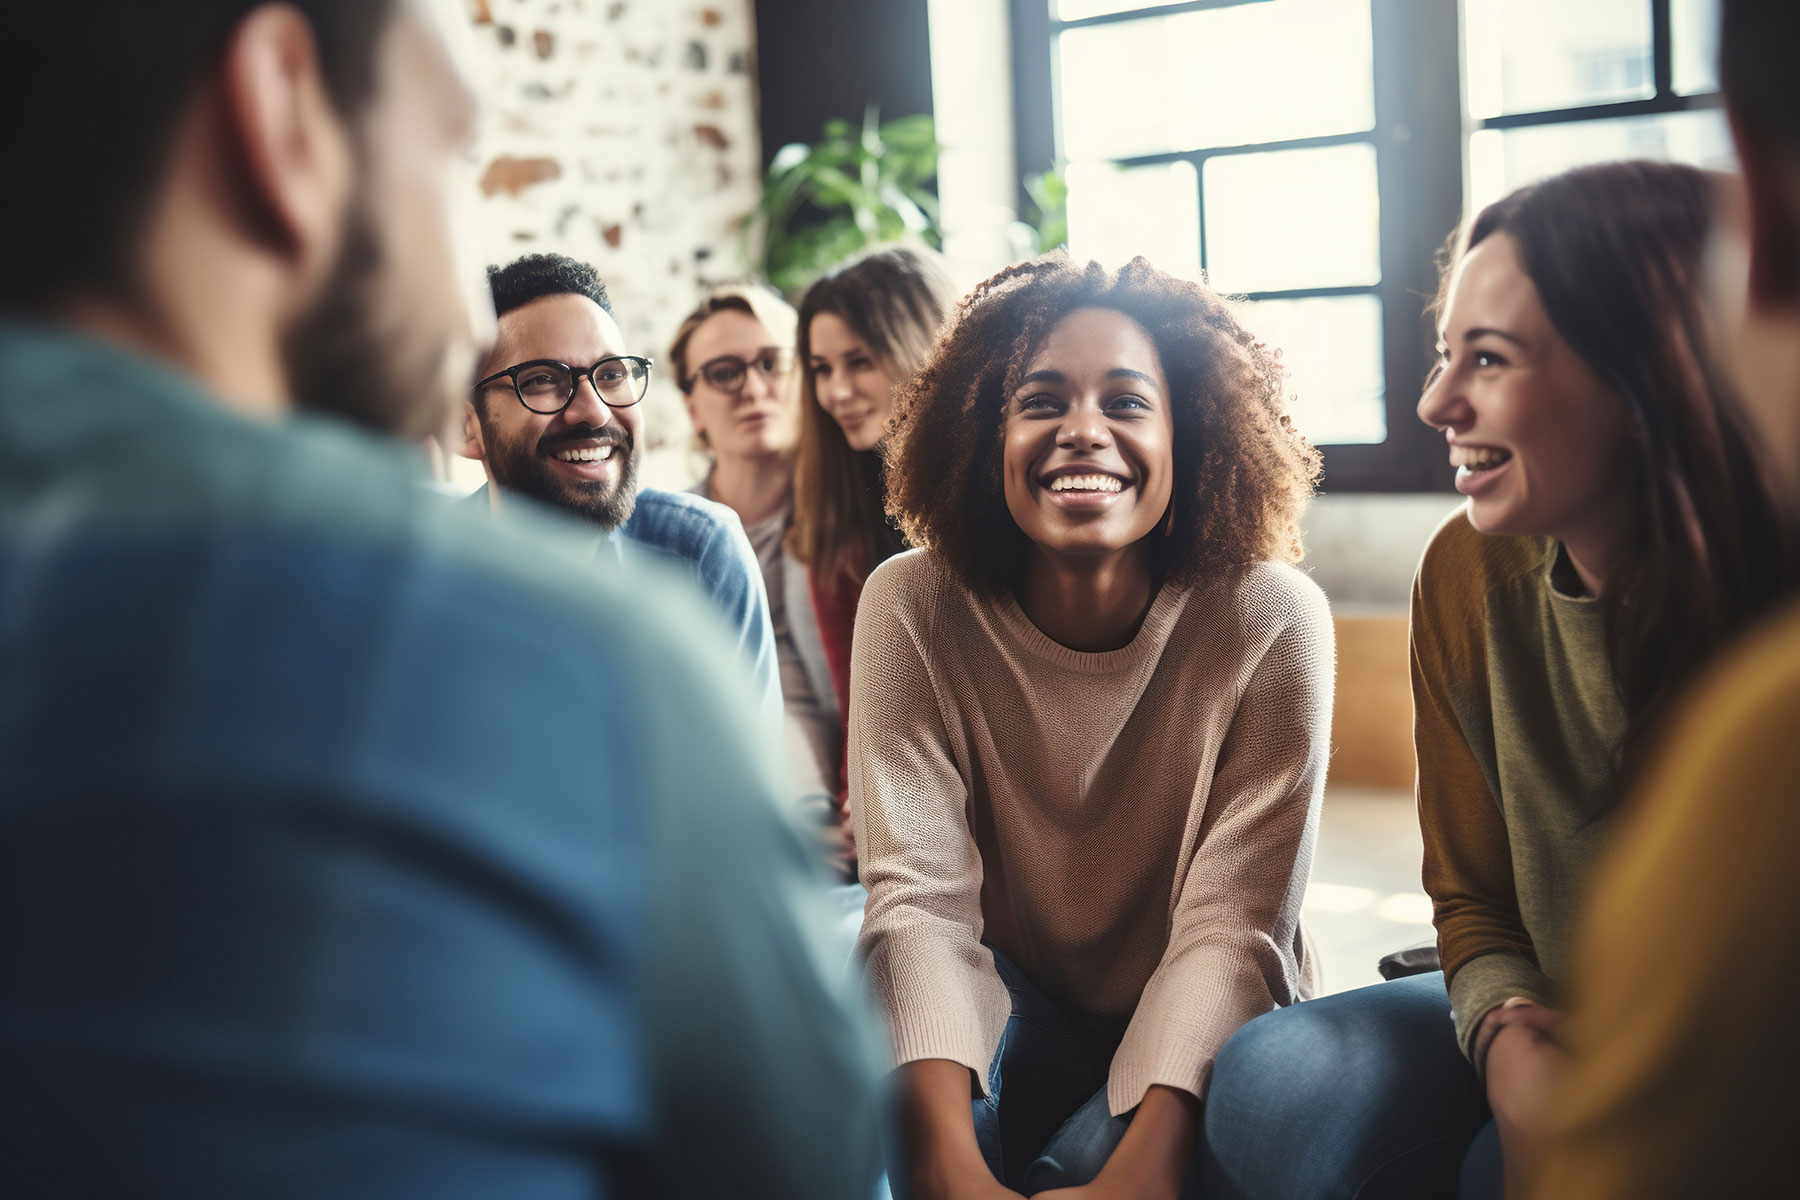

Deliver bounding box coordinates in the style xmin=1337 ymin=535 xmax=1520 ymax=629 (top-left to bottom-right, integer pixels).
xmin=621 ymin=488 xmax=783 ymax=722
xmin=0 ymin=323 xmax=878 ymax=1198
xmin=465 ymin=483 xmax=782 ymax=723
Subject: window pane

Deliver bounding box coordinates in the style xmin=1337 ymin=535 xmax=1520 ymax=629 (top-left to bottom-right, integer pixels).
xmin=1066 ymin=161 xmax=1201 ymax=279
xmin=1672 ymin=0 xmax=1721 ymax=95
xmin=1203 ymin=144 xmax=1380 ymax=294
xmin=1464 ymin=0 xmax=1653 ymax=120
xmin=1058 ymin=0 xmax=1373 ymax=161
xmin=1054 ymin=0 xmax=1195 ymax=20
xmin=1466 ymin=109 xmax=1733 ymax=211
xmin=1243 ymin=296 xmax=1386 ymax=446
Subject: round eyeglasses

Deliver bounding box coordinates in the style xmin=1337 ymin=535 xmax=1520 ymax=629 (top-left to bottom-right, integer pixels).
xmin=685 ymin=350 xmax=795 ymax=394
xmin=474 ymin=356 xmax=654 ymax=413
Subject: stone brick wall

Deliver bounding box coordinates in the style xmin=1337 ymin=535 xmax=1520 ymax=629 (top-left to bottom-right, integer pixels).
xmin=466 ymin=0 xmax=761 ymax=483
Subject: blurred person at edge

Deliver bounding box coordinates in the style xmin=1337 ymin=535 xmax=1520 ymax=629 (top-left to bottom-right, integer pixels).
xmin=1531 ymin=2 xmax=1800 ymax=1195
xmin=460 ymin=253 xmax=781 ymax=722
xmin=668 ymin=285 xmax=852 ymax=873
xmin=789 ymin=243 xmax=959 ymax=873
xmin=1197 ymin=160 xmax=1798 ymax=1200
xmin=0 ymin=3 xmax=880 ymax=1198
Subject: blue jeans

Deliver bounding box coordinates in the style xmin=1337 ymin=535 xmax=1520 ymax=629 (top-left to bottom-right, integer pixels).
xmin=973 ymin=950 xmax=1136 ymax=1192
xmin=887 ymin=950 xmax=1151 ymax=1197
xmin=887 ymin=949 xmax=1220 ymax=1198
xmin=1198 ymin=972 xmax=1501 ymax=1200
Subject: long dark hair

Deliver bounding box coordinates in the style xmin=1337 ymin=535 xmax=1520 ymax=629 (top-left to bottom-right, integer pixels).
xmin=788 ymin=243 xmax=958 ymax=590
xmin=1441 ymin=160 xmax=1799 ymax=778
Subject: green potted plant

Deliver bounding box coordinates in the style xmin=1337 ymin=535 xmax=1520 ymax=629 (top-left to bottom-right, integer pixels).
xmin=745 ymin=107 xmax=943 ymax=297
xmin=1008 ymin=166 xmax=1069 ymax=260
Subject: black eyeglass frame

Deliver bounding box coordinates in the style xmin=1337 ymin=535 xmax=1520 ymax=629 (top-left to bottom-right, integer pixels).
xmin=681 ymin=349 xmax=797 ymax=394
xmin=473 ymin=355 xmax=655 ymax=413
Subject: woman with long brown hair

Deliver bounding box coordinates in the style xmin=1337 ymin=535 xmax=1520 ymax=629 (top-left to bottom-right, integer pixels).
xmin=1200 ymin=160 xmax=1799 ymax=1200
xmin=788 ymin=243 xmax=958 ymax=870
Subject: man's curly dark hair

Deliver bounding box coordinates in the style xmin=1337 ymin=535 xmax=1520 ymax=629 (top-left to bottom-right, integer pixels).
xmin=885 ymin=254 xmax=1321 ymax=594
xmin=487 ymin=252 xmax=612 ymax=319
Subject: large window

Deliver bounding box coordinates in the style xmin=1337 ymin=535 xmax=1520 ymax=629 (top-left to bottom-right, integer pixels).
xmin=1463 ymin=0 xmax=1727 ymax=207
xmin=1012 ymin=0 xmax=1728 ymax=491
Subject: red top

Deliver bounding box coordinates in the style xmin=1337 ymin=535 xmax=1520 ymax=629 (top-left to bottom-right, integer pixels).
xmin=809 ymin=568 xmax=865 ymax=878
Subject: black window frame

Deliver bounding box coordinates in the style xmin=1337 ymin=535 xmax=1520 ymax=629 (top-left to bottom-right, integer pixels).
xmin=1010 ymin=0 xmax=1721 ymax=493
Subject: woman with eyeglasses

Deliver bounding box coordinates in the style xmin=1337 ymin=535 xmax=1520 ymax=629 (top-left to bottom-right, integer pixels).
xmin=789 ymin=244 xmax=959 ymax=876
xmin=669 ymin=285 xmax=846 ymax=863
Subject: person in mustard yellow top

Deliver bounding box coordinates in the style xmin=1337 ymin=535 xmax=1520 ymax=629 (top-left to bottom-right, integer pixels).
xmin=1531 ymin=2 xmax=1800 ymax=1195
xmin=1198 ymin=160 xmax=1798 ymax=1200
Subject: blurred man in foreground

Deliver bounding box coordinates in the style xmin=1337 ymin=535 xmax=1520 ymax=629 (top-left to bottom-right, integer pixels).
xmin=0 ymin=3 xmax=879 ymax=1197
xmin=1532 ymin=1 xmax=1800 ymax=1195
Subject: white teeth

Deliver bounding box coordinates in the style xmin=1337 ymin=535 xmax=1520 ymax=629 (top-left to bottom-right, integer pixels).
xmin=1449 ymin=446 xmax=1511 ymax=471
xmin=554 ymin=445 xmax=614 ymax=463
xmin=1048 ymin=474 xmax=1124 ymax=493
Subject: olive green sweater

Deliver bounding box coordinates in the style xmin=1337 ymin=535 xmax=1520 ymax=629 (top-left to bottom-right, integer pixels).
xmin=1411 ymin=509 xmax=1625 ymax=1070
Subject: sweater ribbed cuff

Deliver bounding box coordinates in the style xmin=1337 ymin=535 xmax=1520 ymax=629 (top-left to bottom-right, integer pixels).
xmin=1105 ymin=949 xmax=1279 ymax=1116
xmin=1447 ymin=951 xmax=1556 ymax=1077
xmin=864 ymin=932 xmax=1012 ymax=1096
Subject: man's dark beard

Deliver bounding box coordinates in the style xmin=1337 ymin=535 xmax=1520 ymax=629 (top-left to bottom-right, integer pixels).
xmin=283 ymin=186 xmax=447 ymax=439
xmin=477 ymin=414 xmax=640 ymax=532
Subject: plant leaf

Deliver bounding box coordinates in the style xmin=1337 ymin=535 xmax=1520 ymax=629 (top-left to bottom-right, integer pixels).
xmin=878 ymin=181 xmax=932 ymax=235
xmin=769 ymin=216 xmax=867 ymax=297
xmin=769 ymin=141 xmax=811 ymax=174
xmin=753 ymin=111 xmax=947 ymax=292
xmin=1023 ymin=166 xmax=1070 ymax=252
xmin=878 ymin=113 xmax=936 ymax=150
xmin=810 ymin=164 xmax=869 ymax=211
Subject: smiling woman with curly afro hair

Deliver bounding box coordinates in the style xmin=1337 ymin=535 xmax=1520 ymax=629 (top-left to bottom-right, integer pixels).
xmin=884 ymin=254 xmax=1320 ymax=593
xmin=850 ymin=254 xmax=1336 ymax=1198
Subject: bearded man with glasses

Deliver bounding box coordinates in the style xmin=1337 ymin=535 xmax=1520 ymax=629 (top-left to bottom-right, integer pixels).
xmin=462 ymin=253 xmax=779 ymax=716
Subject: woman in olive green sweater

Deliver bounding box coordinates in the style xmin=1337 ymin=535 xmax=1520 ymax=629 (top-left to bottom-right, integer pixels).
xmin=1198 ymin=161 xmax=1798 ymax=1200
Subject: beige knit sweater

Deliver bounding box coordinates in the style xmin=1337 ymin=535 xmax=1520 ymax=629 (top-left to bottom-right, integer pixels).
xmin=849 ymin=549 xmax=1334 ymax=1115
